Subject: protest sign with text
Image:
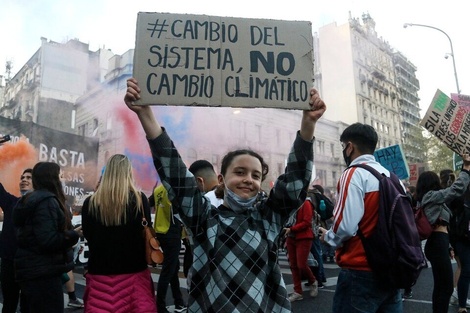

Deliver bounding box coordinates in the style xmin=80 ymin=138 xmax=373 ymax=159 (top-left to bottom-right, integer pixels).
xmin=133 ymin=12 xmax=313 ymax=109
xmin=420 ymin=89 xmax=470 ymax=155
xmin=373 ymin=144 xmax=409 ymax=180
xmin=408 ymin=163 xmax=426 ymax=186
xmin=452 ymin=93 xmax=470 ymax=111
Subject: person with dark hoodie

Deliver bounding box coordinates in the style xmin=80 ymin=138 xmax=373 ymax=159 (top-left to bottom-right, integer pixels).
xmin=0 ymin=168 xmax=32 ymax=313
xmin=13 ymin=162 xmax=79 ymax=313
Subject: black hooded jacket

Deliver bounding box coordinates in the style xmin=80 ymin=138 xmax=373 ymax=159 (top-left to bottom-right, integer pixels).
xmin=12 ymin=190 xmax=78 ymax=282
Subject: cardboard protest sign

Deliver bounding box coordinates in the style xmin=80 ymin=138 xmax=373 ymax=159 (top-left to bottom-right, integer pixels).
xmin=408 ymin=162 xmax=426 ymax=186
xmin=420 ymin=89 xmax=470 ymax=155
xmin=373 ymin=144 xmax=409 ymax=180
xmin=408 ymin=163 xmax=418 ymax=186
xmin=133 ymin=12 xmax=313 ymax=109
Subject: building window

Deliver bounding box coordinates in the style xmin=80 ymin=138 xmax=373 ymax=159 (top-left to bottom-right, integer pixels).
xmin=212 ymin=154 xmax=220 ymax=171
xmin=92 ymin=118 xmax=99 ymax=136
xmin=71 ymin=110 xmax=76 ymax=129
xmin=78 ymin=124 xmax=87 ymax=137
xmin=317 ymin=140 xmax=325 ymax=155
xmin=318 ymin=169 xmax=327 ymax=186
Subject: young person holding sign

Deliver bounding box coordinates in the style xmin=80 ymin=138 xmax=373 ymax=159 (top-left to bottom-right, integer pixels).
xmin=124 ymin=77 xmax=326 ymax=312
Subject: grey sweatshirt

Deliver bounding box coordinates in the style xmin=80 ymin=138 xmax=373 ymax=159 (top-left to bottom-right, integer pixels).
xmin=420 ymin=170 xmax=470 ymax=225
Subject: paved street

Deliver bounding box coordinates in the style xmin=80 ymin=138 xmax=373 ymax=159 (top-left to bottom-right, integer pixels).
xmin=0 ymin=250 xmax=462 ymax=312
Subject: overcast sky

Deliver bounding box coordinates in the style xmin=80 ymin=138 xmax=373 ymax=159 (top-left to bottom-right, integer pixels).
xmin=1 ymin=0 xmax=468 ymax=115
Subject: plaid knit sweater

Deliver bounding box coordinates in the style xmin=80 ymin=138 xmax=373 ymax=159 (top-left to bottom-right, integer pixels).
xmin=148 ymin=129 xmax=313 ymax=313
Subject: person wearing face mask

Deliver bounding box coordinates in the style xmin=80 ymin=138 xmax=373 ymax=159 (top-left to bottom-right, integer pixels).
xmin=0 ymin=168 xmax=33 ymax=313
xmin=124 ymin=77 xmax=326 ymax=312
xmin=319 ymin=123 xmax=404 ymax=313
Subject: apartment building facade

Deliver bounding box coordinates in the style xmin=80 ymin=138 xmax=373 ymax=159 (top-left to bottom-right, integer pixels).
xmin=315 ymin=13 xmax=425 ymax=164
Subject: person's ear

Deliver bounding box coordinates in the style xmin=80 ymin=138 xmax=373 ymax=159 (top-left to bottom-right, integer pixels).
xmin=346 ymin=142 xmax=355 ymax=156
xmin=195 ymin=176 xmax=204 ymax=190
xmin=218 ymin=174 xmax=225 ymax=186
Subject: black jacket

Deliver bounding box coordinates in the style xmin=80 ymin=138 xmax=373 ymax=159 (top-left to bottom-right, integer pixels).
xmin=0 ymin=183 xmax=20 ymax=261
xmin=12 ymin=190 xmax=78 ymax=282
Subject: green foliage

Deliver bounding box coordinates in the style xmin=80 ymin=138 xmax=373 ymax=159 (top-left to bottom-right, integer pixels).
xmin=424 ymin=130 xmax=453 ymax=172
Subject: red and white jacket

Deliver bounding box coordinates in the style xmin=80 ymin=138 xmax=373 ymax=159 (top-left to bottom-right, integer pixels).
xmin=323 ymin=154 xmax=393 ymax=271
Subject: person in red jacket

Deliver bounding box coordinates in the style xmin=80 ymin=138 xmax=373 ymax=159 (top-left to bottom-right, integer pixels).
xmin=284 ymin=199 xmax=318 ymax=302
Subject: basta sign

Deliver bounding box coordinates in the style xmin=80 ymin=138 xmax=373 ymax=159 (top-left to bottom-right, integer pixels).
xmin=133 ymin=12 xmax=313 ymax=110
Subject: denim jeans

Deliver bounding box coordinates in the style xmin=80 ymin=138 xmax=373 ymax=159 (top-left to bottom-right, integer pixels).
xmin=310 ymin=237 xmax=326 ymax=281
xmin=456 ymin=239 xmax=470 ymax=308
xmin=333 ymin=269 xmax=402 ymax=313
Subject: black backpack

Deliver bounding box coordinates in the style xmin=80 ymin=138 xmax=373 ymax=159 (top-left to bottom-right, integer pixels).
xmin=350 ymin=163 xmax=427 ymax=289
xmin=310 ymin=190 xmax=334 ymax=221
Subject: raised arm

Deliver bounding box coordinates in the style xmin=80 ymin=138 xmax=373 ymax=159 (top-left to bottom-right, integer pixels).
xmin=300 ymin=88 xmax=326 ymax=141
xmin=124 ymin=78 xmax=162 ymax=140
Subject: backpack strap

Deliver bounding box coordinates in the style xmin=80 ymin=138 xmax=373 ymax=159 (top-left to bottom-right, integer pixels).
xmin=347 ymin=163 xmax=392 ymax=242
xmin=349 ymin=163 xmax=383 ymax=180
xmin=349 ymin=163 xmax=403 ymax=190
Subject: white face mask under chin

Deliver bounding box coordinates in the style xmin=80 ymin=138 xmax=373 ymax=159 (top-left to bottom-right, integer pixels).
xmin=222 ymin=177 xmax=258 ymax=213
xmin=224 ymin=186 xmax=259 ymax=213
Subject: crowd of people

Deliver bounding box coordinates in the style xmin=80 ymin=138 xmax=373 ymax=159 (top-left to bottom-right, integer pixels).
xmin=0 ymin=75 xmax=470 ymax=313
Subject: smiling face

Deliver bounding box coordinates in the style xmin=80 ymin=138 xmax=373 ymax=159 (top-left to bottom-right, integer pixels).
xmin=219 ymin=154 xmax=262 ymax=200
xmin=19 ymin=171 xmax=33 ymax=192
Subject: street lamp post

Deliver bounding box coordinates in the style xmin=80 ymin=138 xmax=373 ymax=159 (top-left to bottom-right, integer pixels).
xmin=403 ymin=23 xmax=461 ymax=94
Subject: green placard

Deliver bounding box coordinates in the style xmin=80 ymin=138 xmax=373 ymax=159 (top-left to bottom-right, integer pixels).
xmin=454 ymin=153 xmax=463 ymax=171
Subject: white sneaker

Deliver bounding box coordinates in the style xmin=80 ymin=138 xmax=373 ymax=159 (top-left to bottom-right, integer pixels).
xmin=68 ymin=298 xmax=84 ymax=308
xmin=288 ymin=292 xmax=303 ymax=302
xmin=310 ymin=281 xmax=318 ymax=297
xmin=449 ymin=290 xmax=470 ymax=308
xmin=450 ymin=296 xmax=458 ymax=306
xmin=451 ymin=290 xmax=459 ymax=306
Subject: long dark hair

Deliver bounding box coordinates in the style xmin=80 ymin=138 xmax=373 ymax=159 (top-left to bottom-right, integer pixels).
xmin=416 ymin=171 xmax=441 ymax=202
xmin=32 ymin=162 xmax=69 ymax=227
